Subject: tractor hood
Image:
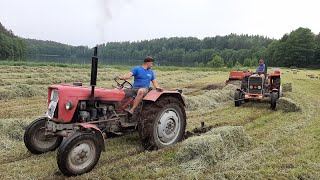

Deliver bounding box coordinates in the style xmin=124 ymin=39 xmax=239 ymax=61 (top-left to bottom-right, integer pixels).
xmin=47 ymin=84 xmax=126 ymax=123
xmin=48 ymin=84 xmax=126 ymax=101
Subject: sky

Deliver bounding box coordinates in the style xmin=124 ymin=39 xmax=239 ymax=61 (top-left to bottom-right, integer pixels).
xmin=0 ymin=0 xmax=319 ymax=47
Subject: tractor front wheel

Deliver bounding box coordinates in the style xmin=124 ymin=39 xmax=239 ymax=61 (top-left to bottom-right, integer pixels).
xmin=138 ymin=97 xmax=186 ymax=150
xmin=57 ymin=132 xmax=102 ymax=176
xmin=234 ymin=91 xmax=242 ymax=106
xmin=24 ymin=117 xmax=63 ymax=154
xmin=270 ymin=92 xmax=278 ymax=110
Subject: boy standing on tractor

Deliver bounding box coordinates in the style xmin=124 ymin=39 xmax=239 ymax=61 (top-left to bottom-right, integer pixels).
xmin=119 ymin=56 xmax=161 ymax=115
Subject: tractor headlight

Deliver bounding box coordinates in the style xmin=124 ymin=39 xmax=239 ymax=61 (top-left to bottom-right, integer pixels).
xmin=65 ymin=100 xmax=74 ymax=110
xmin=258 ymin=86 xmax=261 ymax=89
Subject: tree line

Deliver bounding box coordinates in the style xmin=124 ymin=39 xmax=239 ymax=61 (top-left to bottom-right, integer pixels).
xmin=0 ymin=21 xmax=319 ymax=68
xmin=25 ymin=39 xmax=92 ymax=58
xmin=267 ymin=27 xmax=320 ymax=68
xmin=96 ymin=28 xmax=320 ymax=68
xmin=0 ymin=22 xmax=26 ymax=59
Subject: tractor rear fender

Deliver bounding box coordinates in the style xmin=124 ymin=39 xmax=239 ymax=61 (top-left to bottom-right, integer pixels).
xmin=143 ymin=90 xmax=185 ymax=106
xmin=75 ymin=123 xmax=105 ymax=151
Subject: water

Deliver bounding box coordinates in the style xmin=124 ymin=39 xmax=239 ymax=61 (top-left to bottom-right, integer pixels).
xmin=2 ymin=55 xmax=193 ymax=67
xmin=25 ymin=56 xmax=144 ymax=66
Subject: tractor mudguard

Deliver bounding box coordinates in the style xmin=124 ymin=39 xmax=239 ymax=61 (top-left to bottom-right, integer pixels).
xmin=75 ymin=123 xmax=106 ymax=151
xmin=143 ymin=90 xmax=185 ymax=106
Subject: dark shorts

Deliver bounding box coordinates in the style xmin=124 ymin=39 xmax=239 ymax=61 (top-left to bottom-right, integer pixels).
xmin=124 ymin=87 xmax=148 ymax=98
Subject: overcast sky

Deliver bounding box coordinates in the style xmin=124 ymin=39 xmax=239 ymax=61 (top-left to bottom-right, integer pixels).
xmin=1 ymin=0 xmax=319 ymax=47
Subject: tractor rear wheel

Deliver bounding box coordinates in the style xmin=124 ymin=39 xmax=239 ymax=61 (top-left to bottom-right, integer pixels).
xmin=138 ymin=97 xmax=186 ymax=150
xmin=24 ymin=117 xmax=63 ymax=154
xmin=234 ymin=91 xmax=242 ymax=106
xmin=270 ymin=92 xmax=278 ymax=110
xmin=57 ymin=132 xmax=101 ymax=176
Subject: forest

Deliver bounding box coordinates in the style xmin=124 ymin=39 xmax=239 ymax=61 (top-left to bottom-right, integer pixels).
xmin=1 ymin=21 xmax=319 ymax=68
xmin=0 ymin=22 xmax=26 ymax=58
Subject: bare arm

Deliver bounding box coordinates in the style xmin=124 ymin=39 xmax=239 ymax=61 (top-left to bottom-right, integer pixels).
xmin=119 ymin=72 xmax=133 ymax=80
xmin=151 ymin=79 xmax=160 ymax=89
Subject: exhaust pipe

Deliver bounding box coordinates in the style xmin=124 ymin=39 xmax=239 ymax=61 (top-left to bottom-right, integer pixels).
xmin=91 ymin=46 xmax=98 ymax=97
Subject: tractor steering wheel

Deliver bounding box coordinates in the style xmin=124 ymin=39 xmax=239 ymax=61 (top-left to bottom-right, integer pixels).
xmin=114 ymin=78 xmax=133 ymax=89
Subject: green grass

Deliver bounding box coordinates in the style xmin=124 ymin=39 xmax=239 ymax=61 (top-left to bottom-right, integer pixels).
xmin=0 ymin=63 xmax=319 ymax=179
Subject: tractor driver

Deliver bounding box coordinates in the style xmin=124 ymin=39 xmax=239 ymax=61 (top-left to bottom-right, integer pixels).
xmin=256 ymin=59 xmax=267 ymax=79
xmin=119 ymin=56 xmax=161 ymax=116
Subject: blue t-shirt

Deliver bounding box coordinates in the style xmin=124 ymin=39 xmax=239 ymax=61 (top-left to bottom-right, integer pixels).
xmin=256 ymin=64 xmax=266 ymax=74
xmin=131 ymin=66 xmax=155 ymax=88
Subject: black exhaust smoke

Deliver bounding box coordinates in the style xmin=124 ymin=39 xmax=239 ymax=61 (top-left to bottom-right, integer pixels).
xmin=91 ymin=46 xmax=98 ymax=97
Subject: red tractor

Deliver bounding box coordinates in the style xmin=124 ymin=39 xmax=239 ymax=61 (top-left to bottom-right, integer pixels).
xmin=23 ymin=47 xmax=186 ymax=176
xmin=234 ymin=69 xmax=282 ymax=110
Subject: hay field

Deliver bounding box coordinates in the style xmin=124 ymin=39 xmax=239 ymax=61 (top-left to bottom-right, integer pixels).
xmin=1 ymin=63 xmax=320 ymax=179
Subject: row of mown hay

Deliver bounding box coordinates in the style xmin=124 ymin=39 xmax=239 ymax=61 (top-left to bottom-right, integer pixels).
xmin=176 ymin=126 xmax=250 ymax=172
xmin=0 ymin=119 xmax=30 ymax=163
xmin=184 ymin=84 xmax=238 ymax=111
xmin=277 ymin=97 xmax=301 ymax=112
xmin=282 ymin=83 xmax=292 ymax=92
xmin=0 ymin=84 xmax=46 ymax=100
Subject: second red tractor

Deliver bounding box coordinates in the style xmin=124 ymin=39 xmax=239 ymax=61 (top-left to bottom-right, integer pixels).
xmin=234 ymin=69 xmax=282 ymax=110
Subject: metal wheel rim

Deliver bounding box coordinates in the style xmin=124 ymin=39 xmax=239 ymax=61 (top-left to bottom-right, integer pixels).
xmin=68 ymin=140 xmax=96 ymax=171
xmin=32 ymin=126 xmax=58 ymax=149
xmin=156 ymin=108 xmax=181 ymax=145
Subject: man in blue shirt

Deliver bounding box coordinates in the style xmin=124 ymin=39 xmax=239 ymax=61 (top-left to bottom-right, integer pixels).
xmin=119 ymin=56 xmax=161 ymax=115
xmin=256 ymin=59 xmax=267 ymax=79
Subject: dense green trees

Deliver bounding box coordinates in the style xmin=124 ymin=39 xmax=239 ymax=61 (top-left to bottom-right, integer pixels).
xmin=314 ymin=33 xmax=320 ymax=66
xmin=22 ymin=34 xmax=274 ymax=67
xmin=266 ymin=27 xmax=319 ymax=68
xmin=25 ymin=39 xmax=92 ymax=58
xmin=93 ymin=35 xmax=273 ymax=67
xmin=207 ymin=55 xmax=224 ymax=68
xmin=0 ymin=22 xmax=26 ymax=59
xmin=243 ymin=58 xmax=257 ymax=67
xmin=1 ymin=20 xmax=319 ymax=68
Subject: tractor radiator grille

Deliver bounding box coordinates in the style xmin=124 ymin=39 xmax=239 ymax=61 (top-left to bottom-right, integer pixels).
xmin=54 ymin=103 xmax=58 ymax=118
xmin=248 ymin=76 xmax=263 ymax=94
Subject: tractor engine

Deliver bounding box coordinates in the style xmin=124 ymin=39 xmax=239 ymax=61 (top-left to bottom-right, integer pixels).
xmin=77 ymin=100 xmax=129 ymax=133
xmin=78 ymin=101 xmax=113 ymax=122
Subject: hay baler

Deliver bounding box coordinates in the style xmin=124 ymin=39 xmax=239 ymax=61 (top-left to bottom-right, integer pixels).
xmin=226 ymin=71 xmax=253 ymax=85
